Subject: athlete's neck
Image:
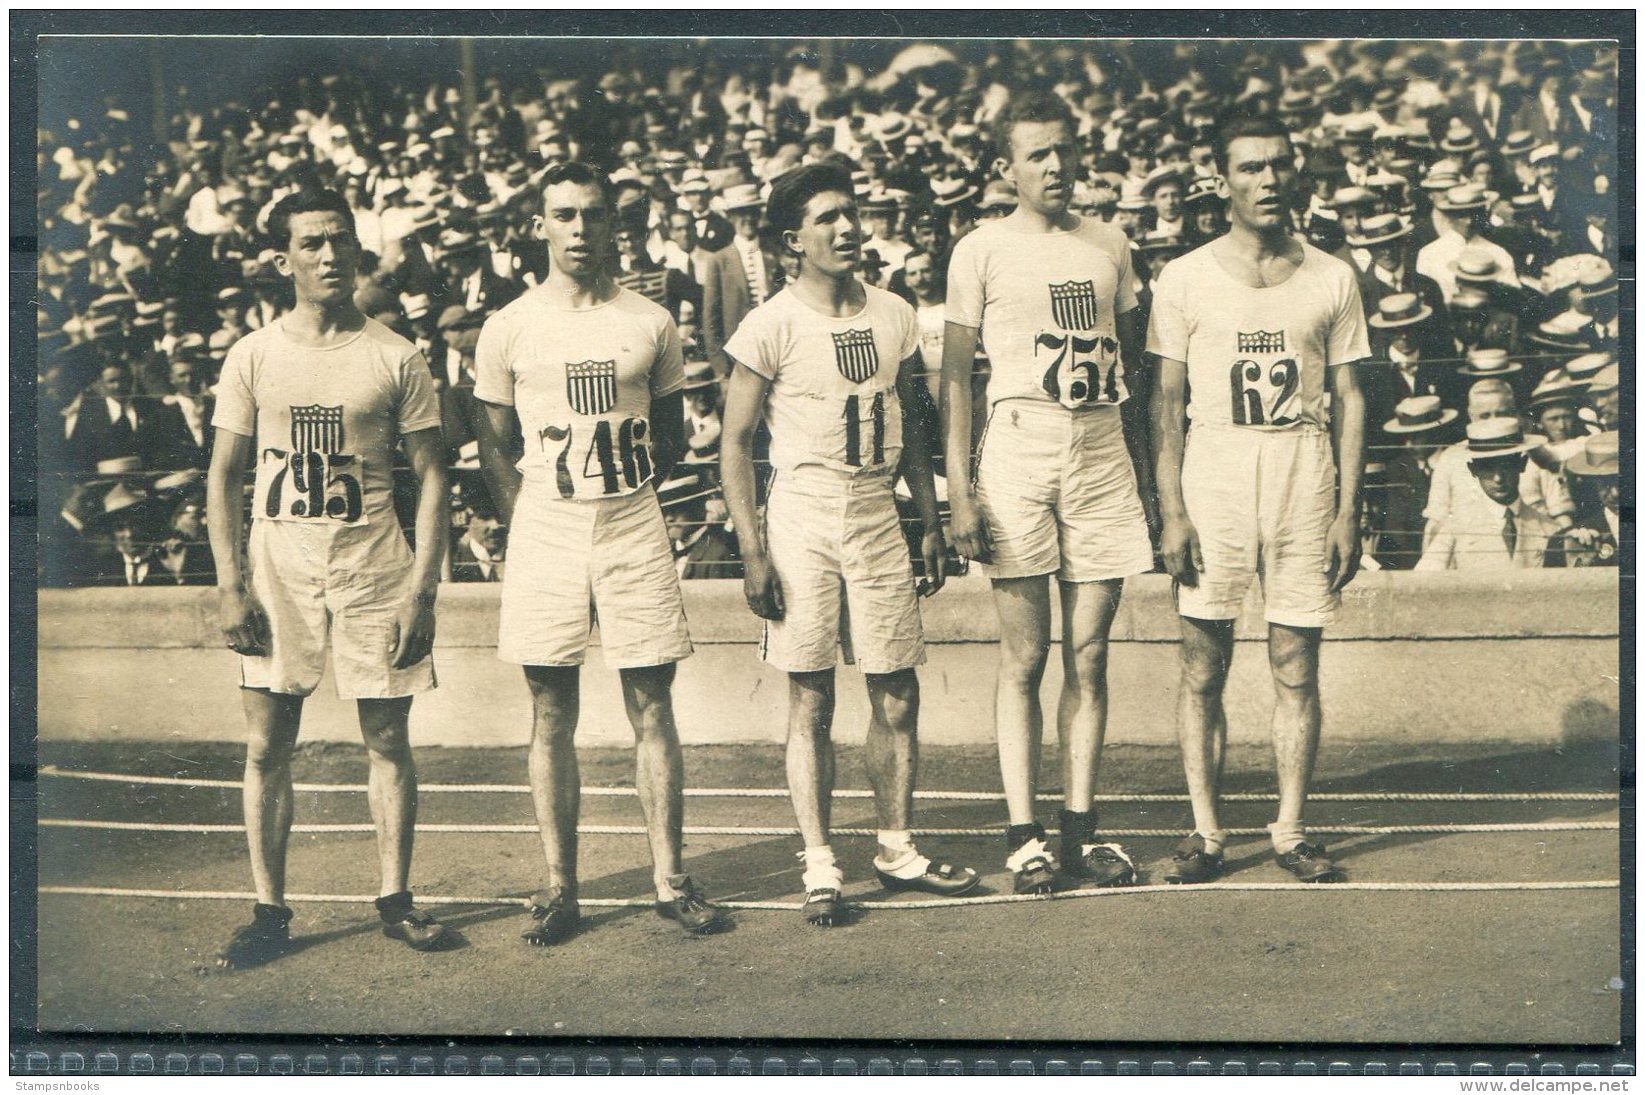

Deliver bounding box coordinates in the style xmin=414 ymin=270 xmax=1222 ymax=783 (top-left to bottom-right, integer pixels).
xmin=542 ymin=268 xmax=617 ymax=309
xmin=791 ymin=268 xmax=864 ymax=317
xmin=1007 ymin=203 xmax=1078 ymax=234
xmin=1226 ymin=219 xmax=1297 ymax=262
xmin=283 ymin=298 xmax=365 ymax=341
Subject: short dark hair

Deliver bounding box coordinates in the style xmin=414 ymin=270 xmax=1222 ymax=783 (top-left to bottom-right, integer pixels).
xmin=994 ymin=91 xmax=1077 ymax=162
xmin=540 ymin=161 xmax=613 ymax=207
xmin=1212 ymin=112 xmax=1292 ymax=178
xmin=266 ymin=188 xmax=355 ymax=250
xmin=766 ymin=162 xmax=855 ymax=239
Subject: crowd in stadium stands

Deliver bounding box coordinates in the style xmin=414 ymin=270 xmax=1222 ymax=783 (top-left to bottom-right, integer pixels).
xmin=37 ymin=38 xmax=1621 ymax=588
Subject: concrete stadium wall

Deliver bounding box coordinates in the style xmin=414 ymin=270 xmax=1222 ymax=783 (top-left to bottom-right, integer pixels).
xmin=37 ymin=571 xmax=1620 ymax=749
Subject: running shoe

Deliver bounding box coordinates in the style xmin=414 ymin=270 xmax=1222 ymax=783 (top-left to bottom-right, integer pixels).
xmin=377 ymin=892 xmax=448 ymax=951
xmin=1275 ymin=841 xmax=1344 ymax=883
xmin=873 ymin=850 xmax=981 ymax=896
xmin=1060 ymin=840 xmax=1138 ymax=887
xmin=522 ymin=886 xmax=581 ymax=946
xmin=1163 ymin=833 xmax=1225 ymax=884
xmin=655 ymin=874 xmax=729 ymax=935
xmin=1005 ymin=837 xmax=1058 ymax=895
xmin=216 ymin=903 xmax=294 ymax=970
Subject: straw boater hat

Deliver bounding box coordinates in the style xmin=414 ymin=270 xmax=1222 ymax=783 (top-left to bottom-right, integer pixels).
xmin=681 ymin=358 xmax=719 ymax=392
xmin=655 ymin=472 xmax=719 ymax=511
xmin=1524 ymin=312 xmax=1593 ymax=353
xmin=1383 ymin=394 xmax=1459 ymax=434
xmin=1438 ymin=118 xmax=1479 ymax=155
xmin=1528 ymin=143 xmax=1560 ymax=166
xmin=1346 ymin=212 xmax=1410 ymax=249
xmin=1585 ymin=362 xmax=1619 ymax=396
xmin=1499 ymin=130 xmax=1537 ymax=157
xmin=1459 ymin=348 xmax=1522 ymax=378
xmin=1140 ymin=164 xmax=1185 ymax=198
xmin=1328 ymin=185 xmax=1377 ymax=212
xmin=1453 ymin=253 xmax=1505 ymax=285
xmin=931 ymin=176 xmax=979 ymax=208
xmin=1576 ymin=265 xmax=1617 ymax=300
xmin=978 ymin=179 xmax=1017 ymax=212
xmin=1565 ymin=432 xmax=1619 ymax=478
xmin=1183 ymin=175 xmax=1224 ymax=207
xmin=1528 ymin=369 xmax=1588 ymax=409
xmin=1463 ymin=417 xmax=1542 ymax=462
xmin=1368 ymin=292 xmax=1433 ymax=330
xmin=1564 ymin=352 xmax=1614 ymax=386
xmin=1434 ymin=183 xmax=1489 ymax=213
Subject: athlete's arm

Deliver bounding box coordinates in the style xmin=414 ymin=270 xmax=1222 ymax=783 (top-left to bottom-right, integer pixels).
xmin=895 ymin=353 xmax=946 ymax=597
xmin=647 ymin=390 xmax=686 ymax=486
xmin=1149 ymin=354 xmax=1203 ymax=585
xmin=390 ymin=426 xmax=447 ymax=669
xmin=720 ymin=358 xmax=783 ymax=620
xmin=473 ymin=399 xmax=524 ymax=527
xmin=939 ymin=321 xmax=991 ymax=562
xmin=206 ymin=426 xmax=269 ymax=656
xmin=1325 ymin=360 xmax=1366 ymax=593
xmin=1116 ymin=305 xmax=1160 ymax=537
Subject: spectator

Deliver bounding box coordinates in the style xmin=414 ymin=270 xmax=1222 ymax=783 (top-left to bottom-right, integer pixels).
xmin=450 ymin=498 xmax=507 ymax=582
xmin=1417 ymin=418 xmax=1562 ymax=570
xmin=1560 ymin=431 xmax=1619 ymax=567
xmin=658 ymin=473 xmax=739 ymax=580
xmin=1374 ymin=394 xmax=1460 ymax=568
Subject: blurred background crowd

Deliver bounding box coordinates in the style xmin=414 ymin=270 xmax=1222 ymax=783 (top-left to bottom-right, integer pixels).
xmin=36 ymin=37 xmax=1622 ymax=588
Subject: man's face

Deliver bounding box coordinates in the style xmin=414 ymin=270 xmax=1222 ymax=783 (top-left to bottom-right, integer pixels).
xmin=540 ymin=140 xmax=569 ymax=167
xmin=1342 ymin=141 xmax=1370 ymax=165
xmin=1390 ymin=330 xmax=1419 ymax=355
xmin=911 ymin=220 xmax=941 ymax=251
xmin=1005 ymin=119 xmax=1077 ymax=217
xmin=466 ymin=513 xmax=504 ymax=555
xmin=903 ymin=253 xmax=935 ymax=300
xmin=731 ymin=210 xmax=760 ymax=241
xmin=1190 ymin=144 xmax=1216 ymax=174
xmin=169 ymin=358 xmax=196 ymax=393
xmin=161 ymin=309 xmax=181 ymax=334
xmin=173 ymin=501 xmax=204 ymax=541
xmin=1536 ymin=159 xmax=1559 ymax=188
xmin=1468 ymin=390 xmax=1515 ymax=422
xmin=113 ymin=523 xmax=138 ymax=557
xmin=1223 ymin=135 xmax=1297 ymax=232
xmin=1595 ymin=389 xmax=1620 ymax=431
xmin=536 ymin=180 xmax=611 ymax=280
xmin=1470 ymin=456 xmax=1523 ymax=506
xmin=1445 ymin=210 xmax=1477 ymax=240
xmin=276 ymin=209 xmax=360 ymax=307
xmin=614 ymin=228 xmax=643 ymax=262
xmin=1370 ymin=239 xmax=1403 ymax=272
xmin=686 ymin=388 xmax=716 ymax=416
xmin=1113 ymin=208 xmax=1140 ymax=238
xmin=1152 ymin=180 xmax=1183 ymax=223
xmin=865 ymin=209 xmax=896 ymax=240
xmin=1338 ymin=205 xmax=1368 ymax=237
xmin=789 ymin=189 xmax=862 ymax=279
xmin=1535 ymin=403 xmax=1580 ymax=443
xmin=99 ymin=365 xmax=131 ymax=400
xmin=1126 ymin=148 xmax=1153 ymax=176
xmin=668 ymin=212 xmax=697 ymax=251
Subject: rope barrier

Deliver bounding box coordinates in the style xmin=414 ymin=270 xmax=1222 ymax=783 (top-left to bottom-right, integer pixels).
xmin=37 ymin=879 xmax=1623 ymax=911
xmin=36 ymin=767 xmax=1620 ymax=803
xmin=38 ymin=818 xmax=1619 ymax=837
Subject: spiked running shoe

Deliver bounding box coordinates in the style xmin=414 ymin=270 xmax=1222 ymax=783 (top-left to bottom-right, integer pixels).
xmin=216 ymin=903 xmax=295 ymax=970
xmin=800 ymin=858 xmax=849 ymax=927
xmin=873 ymin=850 xmax=981 ymax=896
xmin=655 ymin=874 xmax=729 ymax=935
xmin=522 ymin=886 xmax=581 ymax=946
xmin=1163 ymin=834 xmax=1225 ymax=884
xmin=377 ymin=892 xmax=448 ymax=951
xmin=1061 ymin=841 xmax=1138 ymax=887
xmin=1005 ymin=837 xmax=1058 ymax=895
xmin=1276 ymin=841 xmax=1345 ymax=883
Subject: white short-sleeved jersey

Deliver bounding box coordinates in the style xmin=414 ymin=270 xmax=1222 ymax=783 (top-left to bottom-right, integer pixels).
xmin=474 ymin=286 xmax=685 ymax=501
xmin=212 ymin=318 xmax=442 ymax=528
xmin=945 ymin=216 xmax=1138 ymax=410
xmin=1146 ymin=242 xmax=1370 ymax=431
xmin=725 ymin=284 xmax=920 ymax=476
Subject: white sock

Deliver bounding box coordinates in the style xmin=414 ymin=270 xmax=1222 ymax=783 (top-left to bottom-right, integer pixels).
xmin=1198 ymin=829 xmax=1228 ymax=856
xmin=799 ymin=845 xmax=843 ymax=891
xmin=876 ymin=829 xmax=914 ymax=853
xmin=1268 ymin=820 xmax=1307 ymax=855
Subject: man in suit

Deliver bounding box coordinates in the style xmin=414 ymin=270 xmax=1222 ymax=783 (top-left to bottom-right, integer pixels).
xmin=1374 ymin=394 xmax=1461 ymax=569
xmin=658 ymin=473 xmax=739 ymax=581
xmin=450 ymin=503 xmax=506 ymax=583
xmin=65 ymin=361 xmax=166 ymax=472
xmin=1511 ymin=60 xmax=1581 ymax=150
xmin=1450 ymin=55 xmax=1514 ymax=147
xmin=1417 ymin=418 xmax=1563 ymax=571
xmin=1352 ymin=214 xmax=1451 ymax=352
xmin=150 ymin=352 xmax=215 ymax=470
xmin=1366 ymin=292 xmax=1460 ymax=422
xmin=1559 ymin=431 xmax=1619 ymax=568
xmin=681 ymin=208 xmax=758 ymax=377
xmin=1526 ymin=144 xmax=1590 ymax=255
xmin=441 ymin=227 xmax=518 ymax=318
xmin=678 ymin=173 xmax=733 ymax=252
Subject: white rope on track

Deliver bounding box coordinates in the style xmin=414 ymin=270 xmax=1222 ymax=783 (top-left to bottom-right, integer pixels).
xmin=38 ymin=818 xmax=1620 ymax=837
xmin=36 ymin=879 xmax=1622 ymax=911
xmin=34 ymin=767 xmax=1619 ymax=803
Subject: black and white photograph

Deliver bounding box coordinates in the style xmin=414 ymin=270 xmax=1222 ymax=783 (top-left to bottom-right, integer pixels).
xmin=20 ymin=14 xmax=1629 ymax=1072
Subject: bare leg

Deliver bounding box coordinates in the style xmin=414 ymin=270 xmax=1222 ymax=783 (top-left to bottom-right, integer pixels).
xmin=785 ymin=669 xmax=837 ymax=847
xmin=1056 ymin=578 xmax=1124 ymax=811
xmin=619 ymin=662 xmax=686 ymax=898
xmin=1178 ymin=616 xmax=1236 ymax=838
xmin=991 ymin=576 xmax=1052 ymax=825
xmin=865 ymin=668 xmax=919 ymax=858
xmin=1268 ymin=623 xmax=1324 ymax=837
xmin=523 ymin=665 xmax=581 ymax=898
xmin=356 ymin=696 xmax=417 ymax=897
xmin=241 ymin=688 xmax=303 ymax=906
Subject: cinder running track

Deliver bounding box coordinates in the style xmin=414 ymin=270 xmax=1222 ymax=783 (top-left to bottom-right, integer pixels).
xmin=30 ymin=739 xmax=1622 ymax=1045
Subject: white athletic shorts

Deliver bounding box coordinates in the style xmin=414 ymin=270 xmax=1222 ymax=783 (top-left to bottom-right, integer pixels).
xmin=499 ymin=481 xmax=693 ymax=668
xmin=241 ymin=517 xmax=436 ymax=699
xmin=760 ymin=465 xmax=925 ymax=676
xmin=973 ymin=399 xmax=1154 ymax=582
xmin=1176 ymin=424 xmax=1339 ymax=628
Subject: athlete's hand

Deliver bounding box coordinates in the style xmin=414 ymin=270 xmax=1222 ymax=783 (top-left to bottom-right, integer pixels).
xmin=1159 ymin=514 xmax=1204 ymax=587
xmin=1324 ymin=512 xmax=1361 ymax=594
xmin=948 ymin=493 xmax=993 ymax=564
xmin=742 ymin=553 xmax=785 ymax=621
xmin=917 ymin=527 xmax=947 ymax=598
xmin=391 ymin=594 xmax=437 ymax=669
xmin=219 ymin=587 xmax=271 ymax=657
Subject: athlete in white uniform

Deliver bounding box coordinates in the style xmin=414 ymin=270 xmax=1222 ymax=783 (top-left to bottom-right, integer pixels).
xmin=721 ymin=162 xmax=979 ymax=925
xmin=474 ymin=162 xmax=726 ymax=944
xmin=942 ymin=93 xmax=1153 ymax=894
xmin=207 ymin=189 xmax=449 ymax=967
xmin=1148 ymin=113 xmax=1369 ymax=885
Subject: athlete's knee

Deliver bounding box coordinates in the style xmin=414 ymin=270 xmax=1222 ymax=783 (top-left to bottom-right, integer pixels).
xmin=1268 ymin=641 xmax=1319 ymax=696
xmin=1180 ymin=643 xmax=1228 ymax=698
xmin=788 ymin=670 xmax=835 ymax=734
xmin=244 ymin=731 xmax=296 ymax=775
xmin=867 ymin=668 xmax=920 ymax=733
xmin=619 ymin=663 xmax=677 ymax=718
xmin=525 ymin=665 xmax=579 ymax=734
xmin=997 ymin=636 xmax=1050 ymax=692
xmin=1062 ymin=635 xmax=1110 ymax=687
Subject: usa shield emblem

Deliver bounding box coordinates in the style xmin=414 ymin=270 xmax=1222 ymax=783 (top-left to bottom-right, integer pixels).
xmin=565 ymin=360 xmax=619 ymax=415
xmin=289 ymin=404 xmax=345 ymax=454
xmin=832 ymin=328 xmax=880 ymax=384
xmin=1048 ymin=280 xmax=1098 ymax=331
